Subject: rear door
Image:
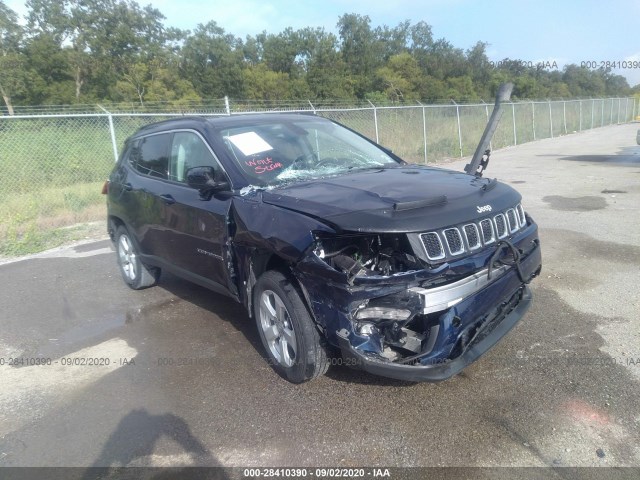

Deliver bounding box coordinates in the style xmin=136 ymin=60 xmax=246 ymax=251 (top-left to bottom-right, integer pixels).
xmin=113 ymin=133 xmax=172 ymax=258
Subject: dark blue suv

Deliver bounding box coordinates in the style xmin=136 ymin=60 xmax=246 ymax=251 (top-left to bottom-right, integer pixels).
xmin=105 ymin=113 xmax=541 ymax=383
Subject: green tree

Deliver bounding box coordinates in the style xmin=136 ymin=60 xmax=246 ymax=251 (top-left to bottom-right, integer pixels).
xmin=181 ymin=21 xmax=245 ymax=98
xmin=243 ymin=64 xmax=289 ymax=100
xmin=337 ymin=13 xmax=380 ymax=96
xmin=260 ymin=27 xmax=304 ymax=76
xmin=375 ymin=21 xmax=410 ymax=61
xmin=446 ymin=76 xmax=477 ymax=102
xmin=466 ymin=41 xmax=491 ymax=97
xmin=3 ymin=6 xmax=635 ymax=108
xmin=421 ymin=39 xmax=468 ymax=81
xmin=23 ymin=33 xmax=75 ymax=104
xmin=299 ymin=28 xmax=353 ymax=99
xmin=562 ymin=64 xmax=606 ymax=96
xmin=25 ymin=0 xmax=173 ymax=102
xmin=112 ymin=58 xmax=200 ymax=106
xmin=26 ymin=0 xmax=95 ymax=101
xmin=0 ymin=1 xmax=27 ymax=113
xmin=602 ymin=69 xmax=630 ymax=96
xmin=374 ymin=52 xmax=424 ymax=102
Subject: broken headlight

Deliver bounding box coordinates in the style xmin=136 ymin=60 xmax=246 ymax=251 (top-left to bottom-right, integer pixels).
xmin=313 ymin=232 xmax=421 ymax=283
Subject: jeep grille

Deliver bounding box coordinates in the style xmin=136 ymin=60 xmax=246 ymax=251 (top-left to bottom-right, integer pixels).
xmin=418 ymin=204 xmax=527 ymax=263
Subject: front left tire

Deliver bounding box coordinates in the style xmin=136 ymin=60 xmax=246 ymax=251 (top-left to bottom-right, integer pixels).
xmin=254 ymin=270 xmax=330 ymax=383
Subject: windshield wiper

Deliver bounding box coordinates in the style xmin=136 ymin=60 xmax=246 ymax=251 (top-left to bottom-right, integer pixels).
xmin=348 ymin=163 xmax=400 ymax=171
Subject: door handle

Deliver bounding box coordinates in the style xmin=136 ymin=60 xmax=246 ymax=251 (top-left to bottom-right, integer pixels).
xmin=159 ymin=194 xmax=176 ymax=205
xmin=123 ymin=183 xmax=132 ymax=191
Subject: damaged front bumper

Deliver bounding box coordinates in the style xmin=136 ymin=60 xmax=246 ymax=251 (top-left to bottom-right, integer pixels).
xmin=338 ymin=285 xmax=532 ymax=382
xmin=294 ymin=223 xmax=542 ymax=382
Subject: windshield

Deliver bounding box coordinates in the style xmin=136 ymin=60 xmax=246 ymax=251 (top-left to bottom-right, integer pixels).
xmin=218 ymin=119 xmax=400 ymax=187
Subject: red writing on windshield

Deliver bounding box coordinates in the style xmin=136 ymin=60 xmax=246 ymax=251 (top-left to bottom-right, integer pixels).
xmin=245 ymin=157 xmax=283 ymax=175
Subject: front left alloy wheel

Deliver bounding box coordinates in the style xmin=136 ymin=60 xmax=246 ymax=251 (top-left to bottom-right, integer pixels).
xmin=254 ymin=270 xmax=329 ymax=383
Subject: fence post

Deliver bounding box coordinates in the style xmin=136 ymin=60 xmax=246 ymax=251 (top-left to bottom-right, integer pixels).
xmin=548 ymin=100 xmax=553 ymax=138
xmin=418 ymin=102 xmax=428 ymax=164
xmin=591 ymin=99 xmax=594 ymax=129
xmin=224 ymin=96 xmax=231 ymax=116
xmin=563 ymin=100 xmax=567 ymax=134
xmin=367 ymin=100 xmax=379 ymax=143
xmin=610 ymin=99 xmax=614 ymax=125
xmin=617 ymin=98 xmax=621 ymax=123
xmin=579 ymin=100 xmax=582 ymax=131
xmin=531 ymin=102 xmax=536 ymax=140
xmin=624 ymin=98 xmax=628 ymax=122
xmin=511 ymin=103 xmax=517 ymax=145
xmin=601 ymin=99 xmax=604 ymax=126
xmin=452 ymin=100 xmax=463 ymax=157
xmin=98 ymin=104 xmax=119 ymax=163
xmin=308 ymin=100 xmax=316 ymax=114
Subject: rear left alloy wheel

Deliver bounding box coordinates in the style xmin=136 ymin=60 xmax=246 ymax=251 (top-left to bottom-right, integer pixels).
xmin=115 ymin=225 xmax=160 ymax=290
xmin=254 ymin=270 xmax=330 ymax=383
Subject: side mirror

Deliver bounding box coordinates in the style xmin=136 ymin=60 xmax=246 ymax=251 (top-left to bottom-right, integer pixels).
xmin=186 ymin=166 xmax=230 ymax=197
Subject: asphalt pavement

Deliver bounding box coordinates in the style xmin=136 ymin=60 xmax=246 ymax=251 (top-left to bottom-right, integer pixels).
xmin=0 ymin=123 xmax=639 ymax=469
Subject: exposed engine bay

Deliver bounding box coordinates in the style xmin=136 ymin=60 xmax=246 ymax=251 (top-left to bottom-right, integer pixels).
xmin=313 ymin=233 xmax=421 ymax=283
xmin=312 ymin=233 xmax=434 ymax=360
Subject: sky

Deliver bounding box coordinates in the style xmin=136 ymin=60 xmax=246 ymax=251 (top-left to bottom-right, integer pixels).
xmin=6 ymin=0 xmax=640 ymax=87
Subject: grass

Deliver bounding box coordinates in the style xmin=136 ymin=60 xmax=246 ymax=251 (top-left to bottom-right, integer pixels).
xmin=0 ymin=182 xmax=107 ymax=257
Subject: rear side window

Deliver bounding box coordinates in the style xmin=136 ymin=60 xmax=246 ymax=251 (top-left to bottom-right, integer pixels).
xmin=135 ymin=134 xmax=171 ymax=179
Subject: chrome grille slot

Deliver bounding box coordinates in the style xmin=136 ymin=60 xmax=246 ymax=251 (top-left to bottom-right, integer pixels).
xmin=479 ymin=218 xmax=495 ymax=245
xmin=517 ymin=204 xmax=526 ymax=226
xmin=494 ymin=214 xmax=507 ymax=238
xmin=506 ymin=208 xmax=519 ymax=233
xmin=420 ymin=232 xmax=445 ymax=260
xmin=463 ymin=224 xmax=481 ymax=250
xmin=443 ymin=228 xmax=464 ymax=255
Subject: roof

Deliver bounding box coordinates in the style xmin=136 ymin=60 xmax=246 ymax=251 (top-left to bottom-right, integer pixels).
xmin=131 ymin=112 xmax=322 ymax=138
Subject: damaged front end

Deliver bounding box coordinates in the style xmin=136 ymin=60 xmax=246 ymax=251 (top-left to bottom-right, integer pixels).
xmin=292 ymin=212 xmax=541 ymax=382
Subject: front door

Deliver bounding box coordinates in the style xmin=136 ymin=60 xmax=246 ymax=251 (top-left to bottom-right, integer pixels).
xmin=157 ymin=131 xmax=231 ymax=290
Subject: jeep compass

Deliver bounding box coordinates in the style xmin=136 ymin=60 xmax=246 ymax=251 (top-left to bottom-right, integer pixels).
xmin=105 ymin=108 xmax=541 ymax=383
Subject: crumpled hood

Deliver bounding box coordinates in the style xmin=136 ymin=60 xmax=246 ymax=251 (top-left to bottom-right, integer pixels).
xmin=260 ymin=165 xmax=521 ymax=233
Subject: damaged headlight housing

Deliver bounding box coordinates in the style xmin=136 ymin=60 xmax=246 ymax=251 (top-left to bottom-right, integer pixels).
xmin=312 ymin=232 xmax=421 ymax=281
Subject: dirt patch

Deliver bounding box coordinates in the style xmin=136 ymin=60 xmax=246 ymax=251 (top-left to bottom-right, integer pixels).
xmin=542 ymin=195 xmax=607 ymax=212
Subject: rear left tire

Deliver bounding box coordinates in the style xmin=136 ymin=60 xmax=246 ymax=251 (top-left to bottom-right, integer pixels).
xmin=115 ymin=225 xmax=160 ymax=290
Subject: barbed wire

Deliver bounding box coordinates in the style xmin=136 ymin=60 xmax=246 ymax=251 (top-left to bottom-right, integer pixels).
xmin=3 ymin=96 xmax=636 ymax=116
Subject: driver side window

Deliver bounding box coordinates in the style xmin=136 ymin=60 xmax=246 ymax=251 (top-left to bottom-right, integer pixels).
xmin=169 ymin=132 xmax=219 ymax=183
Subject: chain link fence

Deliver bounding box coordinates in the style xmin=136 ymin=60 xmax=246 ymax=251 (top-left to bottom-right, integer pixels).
xmin=0 ymin=96 xmax=637 ymax=253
